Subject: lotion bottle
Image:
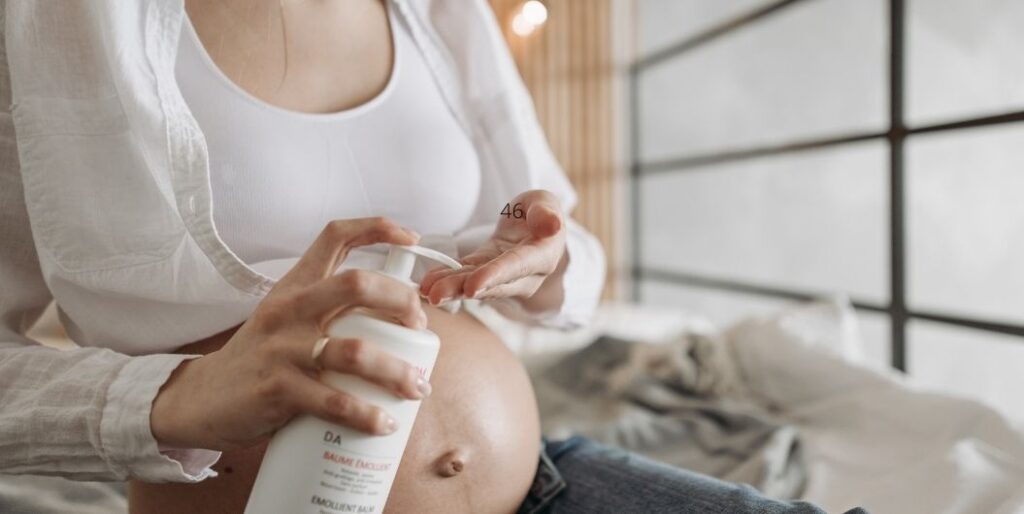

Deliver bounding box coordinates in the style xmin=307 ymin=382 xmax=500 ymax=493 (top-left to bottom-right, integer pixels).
xmin=244 ymin=244 xmax=461 ymax=514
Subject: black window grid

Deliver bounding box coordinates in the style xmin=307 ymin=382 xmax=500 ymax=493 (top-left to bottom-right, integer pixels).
xmin=628 ymin=0 xmax=1024 ymax=372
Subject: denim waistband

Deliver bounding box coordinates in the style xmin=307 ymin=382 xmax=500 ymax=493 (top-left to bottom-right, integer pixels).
xmin=517 ymin=439 xmax=569 ymax=514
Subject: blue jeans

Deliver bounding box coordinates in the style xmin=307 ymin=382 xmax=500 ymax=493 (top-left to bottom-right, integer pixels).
xmin=518 ymin=437 xmax=869 ymax=514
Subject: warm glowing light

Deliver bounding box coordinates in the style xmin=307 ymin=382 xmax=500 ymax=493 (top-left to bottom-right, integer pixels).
xmin=511 ymin=1 xmax=546 ymax=37
xmin=511 ymin=12 xmax=536 ymax=36
xmin=522 ymin=0 xmax=548 ymax=26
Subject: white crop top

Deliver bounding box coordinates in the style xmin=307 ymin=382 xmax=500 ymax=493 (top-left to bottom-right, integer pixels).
xmin=175 ymin=3 xmax=481 ymax=266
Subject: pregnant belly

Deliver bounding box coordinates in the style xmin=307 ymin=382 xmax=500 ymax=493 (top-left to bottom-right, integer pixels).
xmin=128 ymin=304 xmax=541 ymax=514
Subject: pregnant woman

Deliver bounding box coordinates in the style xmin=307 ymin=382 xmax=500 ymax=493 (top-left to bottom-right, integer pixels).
xmin=0 ymin=1 xmax=861 ymax=513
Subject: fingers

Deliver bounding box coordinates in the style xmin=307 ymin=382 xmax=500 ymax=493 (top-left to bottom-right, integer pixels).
xmin=526 ymin=202 xmax=563 ymax=239
xmin=423 ymin=264 xmax=544 ymax=304
xmin=421 ymin=244 xmax=555 ymax=302
xmin=294 ymin=269 xmax=427 ymax=330
xmin=281 ymin=370 xmax=399 ymax=435
xmin=423 ymin=246 xmax=546 ymax=302
xmin=418 ymin=265 xmax=462 ymax=295
xmin=316 ymin=338 xmax=431 ymax=401
xmin=423 ymin=191 xmax=564 ymax=302
xmin=458 ymin=249 xmax=500 ymax=267
xmin=471 ymin=275 xmax=545 ymax=300
xmin=463 ymin=245 xmax=547 ymax=298
xmin=419 ymin=246 xmax=494 ymax=298
xmin=513 ymin=189 xmax=563 ymax=239
xmin=419 ymin=266 xmax=470 ymax=305
xmin=426 ymin=273 xmax=470 ymax=306
xmin=284 ymin=217 xmax=419 ymax=287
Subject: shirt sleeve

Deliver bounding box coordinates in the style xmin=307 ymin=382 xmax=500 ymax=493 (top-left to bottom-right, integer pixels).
xmin=0 ymin=31 xmax=219 ymax=482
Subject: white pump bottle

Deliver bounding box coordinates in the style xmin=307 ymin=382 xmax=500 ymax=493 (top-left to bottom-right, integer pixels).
xmin=244 ymin=244 xmax=461 ymax=514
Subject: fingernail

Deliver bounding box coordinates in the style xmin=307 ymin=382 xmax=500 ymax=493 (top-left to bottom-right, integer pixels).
xmin=415 ymin=377 xmax=432 ymax=398
xmin=383 ymin=416 xmax=398 ymax=434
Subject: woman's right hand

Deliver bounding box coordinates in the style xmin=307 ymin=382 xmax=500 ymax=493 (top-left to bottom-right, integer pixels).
xmin=150 ymin=217 xmax=431 ymax=451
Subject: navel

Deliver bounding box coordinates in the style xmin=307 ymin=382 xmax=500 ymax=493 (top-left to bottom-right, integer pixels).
xmin=433 ymin=448 xmax=470 ymax=478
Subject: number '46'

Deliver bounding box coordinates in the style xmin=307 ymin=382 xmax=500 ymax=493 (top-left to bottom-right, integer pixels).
xmin=501 ymin=203 xmax=525 ymax=219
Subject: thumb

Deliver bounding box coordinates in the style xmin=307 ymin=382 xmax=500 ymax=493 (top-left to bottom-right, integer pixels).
xmin=526 ymin=202 xmax=562 ymax=239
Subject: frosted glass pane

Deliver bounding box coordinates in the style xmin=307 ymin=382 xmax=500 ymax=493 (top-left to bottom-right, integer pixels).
xmin=907 ymin=0 xmax=1024 ymax=126
xmin=857 ymin=313 xmax=892 ymax=373
xmin=636 ymin=0 xmax=773 ymax=57
xmin=907 ymin=126 xmax=1024 ymax=324
xmin=640 ymin=281 xmax=891 ymax=371
xmin=641 ymin=279 xmax=796 ymax=325
xmin=637 ymin=0 xmax=886 ymax=162
xmin=639 ymin=141 xmax=889 ymax=302
xmin=909 ymin=320 xmax=1024 ymax=422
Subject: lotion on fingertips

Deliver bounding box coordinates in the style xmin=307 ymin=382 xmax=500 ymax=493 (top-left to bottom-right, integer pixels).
xmin=244 ymin=245 xmax=461 ymax=514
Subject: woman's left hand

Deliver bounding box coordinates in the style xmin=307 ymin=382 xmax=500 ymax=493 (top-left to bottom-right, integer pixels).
xmin=420 ymin=189 xmax=566 ymax=306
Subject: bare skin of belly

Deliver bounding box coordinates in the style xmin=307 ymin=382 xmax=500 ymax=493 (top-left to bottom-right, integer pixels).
xmin=129 ymin=304 xmax=541 ymax=514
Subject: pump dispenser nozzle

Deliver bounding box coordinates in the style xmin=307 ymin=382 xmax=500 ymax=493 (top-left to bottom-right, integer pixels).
xmin=382 ymin=245 xmax=462 ymax=285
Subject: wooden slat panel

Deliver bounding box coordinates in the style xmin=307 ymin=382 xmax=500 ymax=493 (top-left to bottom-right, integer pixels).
xmin=490 ymin=0 xmax=619 ymax=298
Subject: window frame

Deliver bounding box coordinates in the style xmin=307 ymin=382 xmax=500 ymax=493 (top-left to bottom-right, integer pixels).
xmin=628 ymin=0 xmax=1024 ymax=371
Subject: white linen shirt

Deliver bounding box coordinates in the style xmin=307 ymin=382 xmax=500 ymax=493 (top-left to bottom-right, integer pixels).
xmin=0 ymin=0 xmax=605 ymax=483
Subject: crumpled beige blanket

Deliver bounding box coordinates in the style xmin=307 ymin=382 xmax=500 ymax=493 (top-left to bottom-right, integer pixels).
xmin=531 ymin=333 xmax=807 ymax=500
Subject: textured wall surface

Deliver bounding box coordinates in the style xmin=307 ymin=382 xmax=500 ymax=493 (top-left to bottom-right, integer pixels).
xmin=490 ymin=0 xmax=622 ymax=298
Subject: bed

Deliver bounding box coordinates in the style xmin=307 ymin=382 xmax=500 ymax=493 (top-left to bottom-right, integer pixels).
xmin=472 ymin=299 xmax=1024 ymax=514
xmin=3 ymin=299 xmax=1024 ymax=513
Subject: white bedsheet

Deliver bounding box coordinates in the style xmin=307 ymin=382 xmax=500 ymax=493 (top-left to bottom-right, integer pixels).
xmin=728 ymin=301 xmax=1024 ymax=513
xmin=6 ymin=300 xmax=1022 ymax=513
xmin=475 ymin=299 xmax=1024 ymax=514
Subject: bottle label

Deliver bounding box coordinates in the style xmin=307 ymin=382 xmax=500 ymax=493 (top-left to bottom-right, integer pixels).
xmin=296 ymin=375 xmax=422 ymax=513
xmin=245 ymin=316 xmax=439 ymax=514
xmin=309 ymin=432 xmax=399 ymax=513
